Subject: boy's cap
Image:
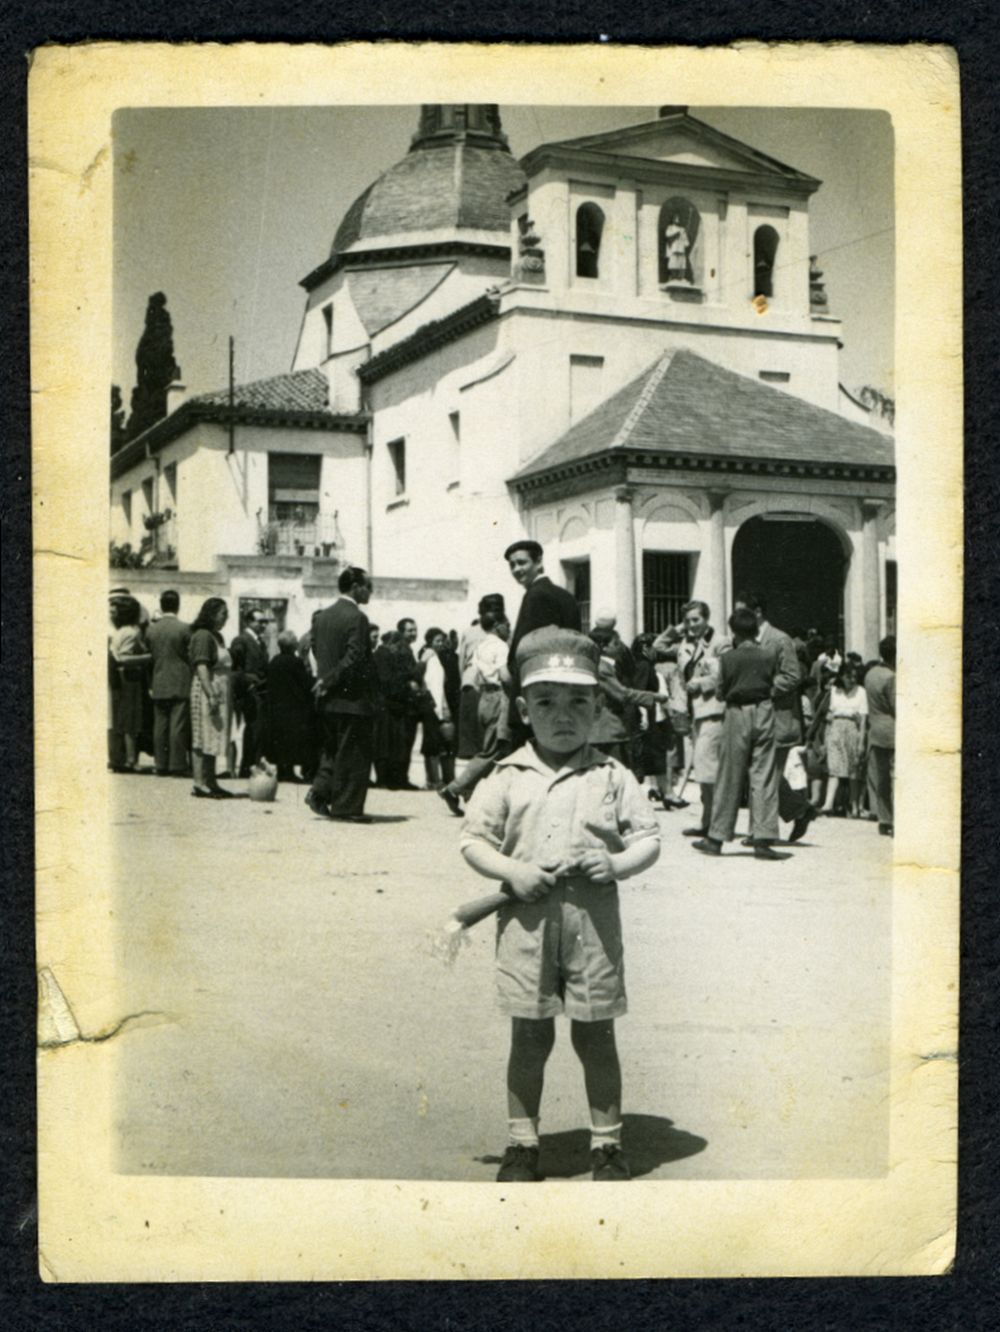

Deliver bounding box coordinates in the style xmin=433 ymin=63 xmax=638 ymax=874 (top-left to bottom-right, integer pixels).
xmin=517 ymin=627 xmax=600 ymax=687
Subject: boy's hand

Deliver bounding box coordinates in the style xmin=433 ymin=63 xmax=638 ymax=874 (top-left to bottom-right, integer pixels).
xmin=507 ymin=863 xmax=557 ymax=902
xmin=575 ymin=848 xmax=616 ymax=884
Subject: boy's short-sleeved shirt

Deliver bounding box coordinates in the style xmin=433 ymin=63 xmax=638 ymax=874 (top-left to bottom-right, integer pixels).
xmin=461 ymin=742 xmax=659 ymax=1021
xmin=460 ymin=742 xmax=659 ymax=869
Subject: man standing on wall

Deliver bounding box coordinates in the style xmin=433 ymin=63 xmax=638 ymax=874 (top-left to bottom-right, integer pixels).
xmin=504 ymin=539 xmax=582 ymax=744
xmin=506 ymin=540 xmax=581 ymax=658
xmin=306 ymin=567 xmax=378 ymax=824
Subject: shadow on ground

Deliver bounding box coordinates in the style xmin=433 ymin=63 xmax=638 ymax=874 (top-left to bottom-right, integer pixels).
xmin=476 ymin=1113 xmax=707 ymax=1179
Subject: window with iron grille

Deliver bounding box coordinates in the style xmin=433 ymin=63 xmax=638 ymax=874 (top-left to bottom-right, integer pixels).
xmin=642 ymin=552 xmax=691 ymax=634
xmin=563 ymin=559 xmax=591 ymax=633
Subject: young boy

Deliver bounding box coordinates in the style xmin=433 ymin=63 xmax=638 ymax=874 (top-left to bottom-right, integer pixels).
xmin=460 ymin=627 xmax=661 ymax=1182
xmin=693 ymin=606 xmax=783 ymax=860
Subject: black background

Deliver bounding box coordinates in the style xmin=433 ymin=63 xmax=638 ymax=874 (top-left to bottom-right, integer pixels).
xmin=3 ymin=4 xmax=997 ymax=1327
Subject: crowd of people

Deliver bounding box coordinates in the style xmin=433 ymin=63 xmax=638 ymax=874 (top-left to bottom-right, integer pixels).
xmin=106 ymin=545 xmax=895 ymax=846
xmin=107 ymin=548 xmax=896 ymax=1185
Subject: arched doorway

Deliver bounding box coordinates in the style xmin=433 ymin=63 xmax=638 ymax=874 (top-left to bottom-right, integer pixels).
xmin=731 ymin=515 xmax=847 ymax=642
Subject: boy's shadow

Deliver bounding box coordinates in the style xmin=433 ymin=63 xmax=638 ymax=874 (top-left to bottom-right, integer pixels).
xmin=478 ymin=1114 xmax=707 ymax=1178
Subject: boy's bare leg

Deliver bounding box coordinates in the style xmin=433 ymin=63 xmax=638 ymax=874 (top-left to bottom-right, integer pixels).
xmin=507 ymin=1017 xmax=556 ymax=1121
xmin=572 ymin=1019 xmax=629 ymax=1178
xmin=570 ymin=1019 xmax=621 ymax=1127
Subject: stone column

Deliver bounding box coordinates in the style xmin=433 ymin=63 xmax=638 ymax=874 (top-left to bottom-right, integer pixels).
xmin=614 ymin=485 xmax=637 ymax=643
xmin=861 ymin=500 xmax=884 ymax=659
xmin=705 ymin=490 xmax=728 ymax=626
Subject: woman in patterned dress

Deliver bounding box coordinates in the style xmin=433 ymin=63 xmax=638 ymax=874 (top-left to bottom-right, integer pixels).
xmin=820 ymin=661 xmax=869 ymax=818
xmin=188 ymin=597 xmax=235 ymax=799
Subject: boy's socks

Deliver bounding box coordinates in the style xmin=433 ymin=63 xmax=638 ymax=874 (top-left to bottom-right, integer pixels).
xmin=590 ymin=1122 xmax=623 ymax=1152
xmin=508 ymin=1117 xmax=540 ymax=1148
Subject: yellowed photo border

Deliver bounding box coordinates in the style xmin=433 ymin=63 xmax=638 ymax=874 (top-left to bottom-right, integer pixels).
xmin=31 ymin=40 xmax=960 ymax=1280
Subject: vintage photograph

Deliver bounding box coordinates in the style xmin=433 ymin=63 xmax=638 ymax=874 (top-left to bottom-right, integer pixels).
xmin=31 ymin=42 xmax=960 ymax=1280
xmin=107 ymin=100 xmax=897 ymax=1182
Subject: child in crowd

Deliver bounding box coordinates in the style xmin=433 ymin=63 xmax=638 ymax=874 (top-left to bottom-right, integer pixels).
xmin=460 ymin=628 xmax=661 ymax=1182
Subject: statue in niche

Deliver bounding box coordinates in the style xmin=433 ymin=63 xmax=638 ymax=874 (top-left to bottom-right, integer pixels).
xmin=664 ymin=214 xmax=691 ymax=283
xmin=809 ymin=255 xmax=829 ymax=311
xmin=514 ymin=214 xmax=546 ymax=284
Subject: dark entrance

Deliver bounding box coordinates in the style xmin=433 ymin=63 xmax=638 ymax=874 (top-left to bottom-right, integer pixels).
xmin=731 ymin=515 xmax=847 ymax=642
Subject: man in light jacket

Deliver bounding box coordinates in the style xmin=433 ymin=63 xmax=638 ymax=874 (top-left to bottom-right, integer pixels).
xmin=734 ymin=592 xmax=815 ymax=844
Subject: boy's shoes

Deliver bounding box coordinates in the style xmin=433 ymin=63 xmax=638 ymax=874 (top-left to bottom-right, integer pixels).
xmin=683 ymin=826 xmax=708 ymax=837
xmin=496 ymin=1144 xmax=542 ymax=1183
xmin=692 ymin=837 xmax=722 ymax=856
xmin=591 ymin=1144 xmax=631 ymax=1181
xmin=438 ymin=787 xmax=463 ymax=817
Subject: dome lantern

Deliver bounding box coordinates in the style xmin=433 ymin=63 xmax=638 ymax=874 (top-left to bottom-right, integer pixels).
xmin=411 ymin=104 xmax=509 ymax=151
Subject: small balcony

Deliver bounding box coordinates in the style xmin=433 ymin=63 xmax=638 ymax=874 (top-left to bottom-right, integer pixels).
xmin=257 ymin=510 xmax=344 ymax=559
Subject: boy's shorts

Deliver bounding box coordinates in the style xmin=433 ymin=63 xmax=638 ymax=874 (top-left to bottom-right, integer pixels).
xmin=495 ymin=878 xmax=626 ymax=1022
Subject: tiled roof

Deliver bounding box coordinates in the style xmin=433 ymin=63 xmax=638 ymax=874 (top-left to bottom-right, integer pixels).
xmin=192 ymin=367 xmax=330 ymax=413
xmin=332 ymin=143 xmax=525 ymax=254
xmin=110 ymin=369 xmax=368 ymax=481
xmin=513 ymin=348 xmax=894 ymax=484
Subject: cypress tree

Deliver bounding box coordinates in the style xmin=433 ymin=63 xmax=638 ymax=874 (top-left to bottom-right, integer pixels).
xmin=126 ymin=292 xmax=181 ymax=440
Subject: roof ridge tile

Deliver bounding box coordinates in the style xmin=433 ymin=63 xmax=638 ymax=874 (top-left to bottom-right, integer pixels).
xmin=609 ymin=350 xmax=676 ymax=450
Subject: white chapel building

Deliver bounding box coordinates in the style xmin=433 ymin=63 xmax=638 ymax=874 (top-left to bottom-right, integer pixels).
xmin=111 ymin=103 xmax=895 ymax=654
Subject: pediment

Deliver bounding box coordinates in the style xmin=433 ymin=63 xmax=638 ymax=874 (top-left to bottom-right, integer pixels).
xmin=543 ymin=114 xmax=815 ymax=183
xmin=615 ymin=126 xmax=764 ymax=172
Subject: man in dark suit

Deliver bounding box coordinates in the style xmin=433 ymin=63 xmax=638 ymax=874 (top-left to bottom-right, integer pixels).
xmin=506 ymin=540 xmax=582 ymax=658
xmin=147 ymin=589 xmax=191 ymax=776
xmin=232 ymin=607 xmax=271 ymax=776
xmin=394 ymin=617 xmax=423 ymax=790
xmin=306 ymin=566 xmax=378 ymax=823
xmin=504 ymin=539 xmax=582 ymax=744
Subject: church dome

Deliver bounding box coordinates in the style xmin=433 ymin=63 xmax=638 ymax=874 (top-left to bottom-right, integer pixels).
xmin=331 ymin=105 xmax=525 ymax=257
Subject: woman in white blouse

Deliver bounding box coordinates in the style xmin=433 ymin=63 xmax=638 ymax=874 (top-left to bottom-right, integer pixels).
xmin=820 ymin=661 xmax=868 ymax=818
xmin=418 ymin=627 xmax=454 ymax=789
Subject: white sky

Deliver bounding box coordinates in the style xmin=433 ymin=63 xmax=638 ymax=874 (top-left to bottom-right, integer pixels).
xmin=112 ymin=105 xmax=894 ymax=404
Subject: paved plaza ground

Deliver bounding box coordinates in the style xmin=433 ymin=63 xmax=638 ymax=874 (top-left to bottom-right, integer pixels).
xmin=112 ymin=761 xmax=892 ymax=1183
